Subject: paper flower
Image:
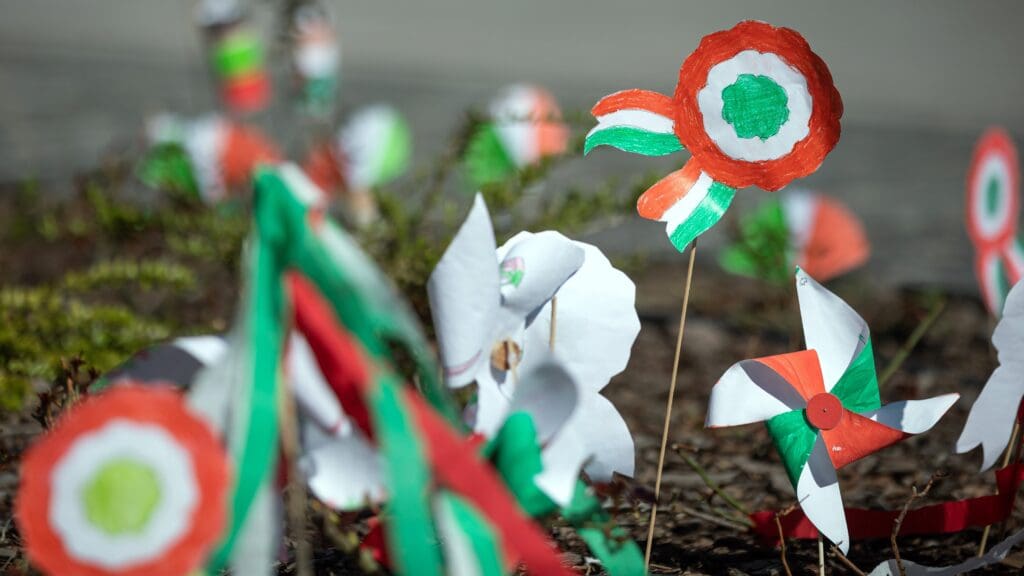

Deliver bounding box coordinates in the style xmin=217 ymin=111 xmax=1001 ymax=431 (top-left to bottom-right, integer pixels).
xmin=720 ymin=189 xmax=869 ymax=283
xmin=586 ymin=20 xmax=843 ymax=252
xmin=464 ymin=84 xmax=569 ymax=187
xmin=95 ymin=336 xmax=227 ymax=390
xmin=706 ymin=268 xmax=957 ymax=552
xmin=142 ymin=113 xmax=281 ymax=203
xmin=957 ymin=280 xmax=1024 ymax=470
xmin=289 ymin=1 xmax=341 ymax=118
xmin=17 ymin=384 xmax=229 ymax=576
xmin=195 ymin=0 xmax=270 ymax=113
xmin=966 ymin=128 xmax=1024 ymax=316
xmin=428 ymin=195 xmax=639 ymax=503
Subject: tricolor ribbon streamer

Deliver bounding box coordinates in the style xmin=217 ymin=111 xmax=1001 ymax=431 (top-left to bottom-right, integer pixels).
xmin=585 ymin=21 xmax=843 ymax=252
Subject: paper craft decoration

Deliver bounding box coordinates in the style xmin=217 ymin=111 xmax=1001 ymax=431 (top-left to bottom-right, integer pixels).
xmin=187 ymin=164 xmax=574 ymax=575
xmin=427 ymin=195 xmax=640 ymax=504
xmin=17 ymin=384 xmax=229 ymax=576
xmin=464 ymin=84 xmax=569 ymax=187
xmin=586 ymin=21 xmax=843 ymax=251
xmin=706 ymin=268 xmax=957 ymax=552
xmin=142 ymin=113 xmax=281 ymax=203
xmin=289 ymin=2 xmax=341 ymax=118
xmin=304 ymin=104 xmax=412 ymax=226
xmin=868 ymin=524 xmax=1024 ymax=576
xmin=957 ymin=279 xmax=1024 ymax=469
xmin=195 ymin=0 xmax=270 ymax=113
xmin=93 ymin=335 xmax=227 ymax=391
xmin=966 ymin=128 xmax=1024 ymax=316
xmin=720 ymin=189 xmax=869 ymax=283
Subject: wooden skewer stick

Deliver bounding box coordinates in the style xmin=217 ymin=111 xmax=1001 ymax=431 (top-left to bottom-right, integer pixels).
xmin=279 ymin=377 xmax=314 ymax=576
xmin=818 ymin=536 xmax=826 ymax=576
xmin=978 ymin=418 xmax=1022 ymax=556
xmin=643 ymin=240 xmax=698 ymax=568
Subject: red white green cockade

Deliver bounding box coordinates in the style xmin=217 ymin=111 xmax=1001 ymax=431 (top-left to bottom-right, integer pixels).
xmin=586 ymin=20 xmax=843 ymax=251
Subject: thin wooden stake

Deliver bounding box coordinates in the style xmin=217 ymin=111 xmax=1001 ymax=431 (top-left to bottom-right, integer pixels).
xmin=643 ymin=240 xmax=698 ymax=568
xmin=818 ymin=536 xmax=826 ymax=576
xmin=279 ymin=379 xmax=314 ymax=576
xmin=978 ymin=419 xmax=1022 ymax=556
xmin=549 ymin=296 xmax=558 ymax=352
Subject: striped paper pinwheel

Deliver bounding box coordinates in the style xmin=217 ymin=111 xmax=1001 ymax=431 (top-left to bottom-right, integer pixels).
xmin=720 ymin=189 xmax=869 ymax=283
xmin=16 ymin=384 xmax=229 ymax=576
xmin=464 ymin=84 xmax=569 ymax=188
xmin=706 ymin=268 xmax=958 ymax=552
xmin=585 ymin=20 xmax=843 ymax=252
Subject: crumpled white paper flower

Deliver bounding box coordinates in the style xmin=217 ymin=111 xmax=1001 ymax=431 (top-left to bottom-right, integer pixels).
xmin=428 ymin=194 xmax=640 ymax=504
xmin=957 ymin=279 xmax=1024 ymax=470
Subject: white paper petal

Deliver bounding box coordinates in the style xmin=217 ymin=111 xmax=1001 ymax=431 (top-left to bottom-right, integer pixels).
xmin=521 ymin=241 xmax=640 ymax=392
xmin=797 ymin=436 xmax=849 ymax=553
xmin=288 ymin=334 xmax=346 ymax=433
xmin=796 ymin=267 xmax=870 ymax=392
xmin=957 ymin=280 xmax=1024 ymax=470
xmin=428 ymin=194 xmax=501 ymax=387
xmin=706 ymin=359 xmax=808 ymax=428
xmin=472 ymin=368 xmax=513 ymax=438
xmin=861 ymin=394 xmax=958 ymax=434
xmin=578 ymin=393 xmax=636 ymax=481
xmin=300 ymin=418 xmax=385 ymax=510
xmin=496 ymin=231 xmax=584 ymax=324
xmin=507 ymin=354 xmax=579 ymax=445
xmin=535 ymin=427 xmax=588 ymax=507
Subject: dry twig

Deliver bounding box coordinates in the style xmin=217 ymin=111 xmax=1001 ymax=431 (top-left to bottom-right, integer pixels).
xmin=892 ymin=473 xmax=941 ymax=576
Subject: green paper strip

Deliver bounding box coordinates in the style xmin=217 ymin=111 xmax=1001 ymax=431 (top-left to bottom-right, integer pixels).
xmin=373 ymin=373 xmax=444 ymax=576
xmin=667 ymin=180 xmax=736 ymax=252
xmin=436 ymin=492 xmax=505 ymax=576
xmin=584 ymin=126 xmax=684 ymax=157
xmin=373 ymin=116 xmax=412 ymax=186
xmin=829 ymin=339 xmax=880 ymax=414
xmin=765 ymin=409 xmax=817 ymax=488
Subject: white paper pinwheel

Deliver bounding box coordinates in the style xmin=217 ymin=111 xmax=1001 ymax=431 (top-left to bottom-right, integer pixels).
xmin=957 ymin=280 xmax=1024 ymax=470
xmin=706 ymin=268 xmax=958 ymax=552
xmin=428 ymin=194 xmax=640 ymax=504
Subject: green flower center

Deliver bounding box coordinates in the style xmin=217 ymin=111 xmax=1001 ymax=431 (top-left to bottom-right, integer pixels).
xmin=987 ymin=177 xmax=1002 ymax=215
xmin=720 ymin=74 xmax=790 ymax=141
xmin=83 ymin=459 xmax=161 ymax=535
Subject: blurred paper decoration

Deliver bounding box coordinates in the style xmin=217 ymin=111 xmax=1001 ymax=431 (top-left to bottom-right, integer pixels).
xmin=16 ymin=384 xmax=229 ymax=576
xmin=93 ymin=335 xmax=227 ymax=390
xmin=289 ymin=1 xmax=341 ymax=118
xmin=188 ymin=164 xmax=572 ymax=575
xmin=196 ymin=0 xmax=270 ymax=113
xmin=586 ymin=20 xmax=843 ymax=252
xmin=966 ymin=128 xmax=1024 ymax=316
xmin=304 ymin=104 xmax=412 ymax=226
xmin=464 ymin=84 xmax=569 ymax=188
xmin=957 ymin=280 xmax=1024 ymax=470
xmin=428 ymin=195 xmax=640 ymax=503
xmin=706 ymin=268 xmax=957 ymax=552
xmin=142 ymin=113 xmax=281 ymax=203
xmin=720 ymin=189 xmax=869 ymax=283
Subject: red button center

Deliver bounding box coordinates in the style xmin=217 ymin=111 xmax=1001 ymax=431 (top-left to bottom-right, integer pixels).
xmin=805 ymin=393 xmax=843 ymax=430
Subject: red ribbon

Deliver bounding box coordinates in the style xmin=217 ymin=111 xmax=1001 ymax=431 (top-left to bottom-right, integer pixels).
xmin=751 ymin=463 xmax=1024 ymax=544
